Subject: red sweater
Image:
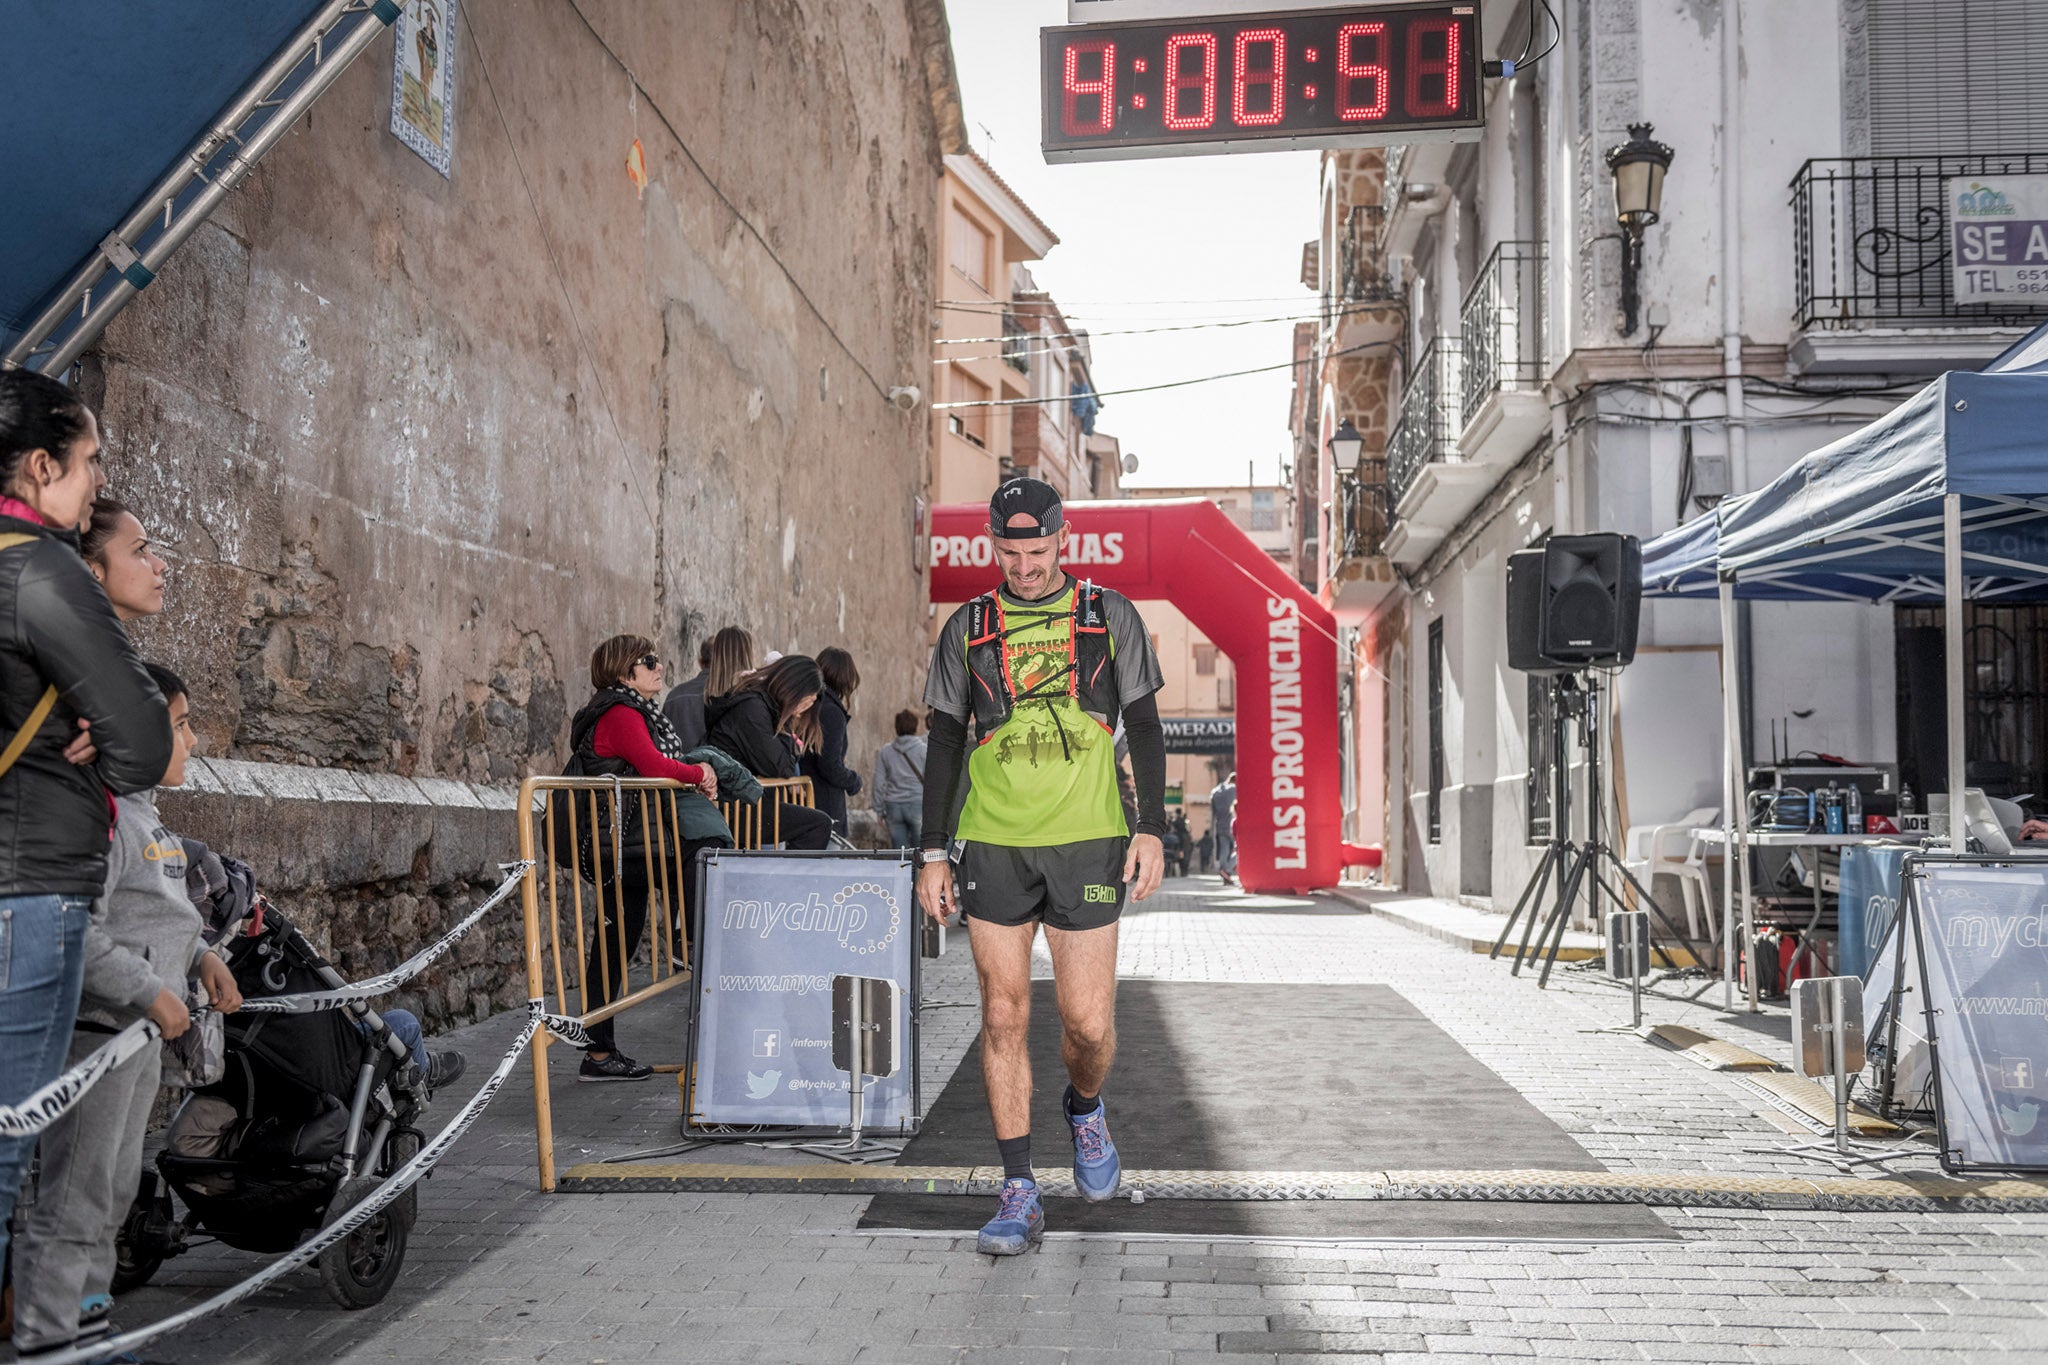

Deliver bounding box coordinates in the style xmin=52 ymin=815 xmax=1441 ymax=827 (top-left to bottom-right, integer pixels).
xmin=592 ymin=707 xmax=706 ymax=786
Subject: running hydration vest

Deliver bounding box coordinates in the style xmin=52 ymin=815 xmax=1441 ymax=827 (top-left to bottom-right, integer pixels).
xmin=963 ymin=581 xmax=1122 ymax=743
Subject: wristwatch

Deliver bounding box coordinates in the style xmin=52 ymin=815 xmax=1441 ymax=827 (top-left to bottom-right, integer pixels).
xmin=917 ymin=847 xmax=952 ymax=866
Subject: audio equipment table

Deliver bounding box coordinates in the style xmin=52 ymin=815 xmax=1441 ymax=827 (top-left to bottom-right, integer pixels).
xmin=1694 ymin=829 xmax=1919 ymax=1012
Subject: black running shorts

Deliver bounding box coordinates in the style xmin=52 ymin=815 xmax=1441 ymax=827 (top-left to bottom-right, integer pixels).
xmin=957 ymin=836 xmax=1129 ymax=931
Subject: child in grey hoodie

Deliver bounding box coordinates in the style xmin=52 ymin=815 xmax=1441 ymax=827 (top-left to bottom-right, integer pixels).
xmin=12 ymin=664 xmax=242 ymax=1361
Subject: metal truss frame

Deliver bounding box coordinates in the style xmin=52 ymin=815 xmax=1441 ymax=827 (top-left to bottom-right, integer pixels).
xmin=4 ymin=0 xmax=401 ymax=375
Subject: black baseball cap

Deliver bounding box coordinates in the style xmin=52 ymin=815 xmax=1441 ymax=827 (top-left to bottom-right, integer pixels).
xmin=989 ymin=476 xmax=1064 ymax=540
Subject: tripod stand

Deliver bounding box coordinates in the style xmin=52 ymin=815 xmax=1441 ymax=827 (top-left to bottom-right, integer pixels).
xmin=1490 ymin=671 xmax=1707 ymax=987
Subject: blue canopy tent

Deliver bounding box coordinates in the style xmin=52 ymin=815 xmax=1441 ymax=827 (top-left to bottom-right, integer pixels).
xmin=1638 ymin=321 xmax=2048 ymax=1005
xmin=1 ymin=0 xmax=399 ymax=373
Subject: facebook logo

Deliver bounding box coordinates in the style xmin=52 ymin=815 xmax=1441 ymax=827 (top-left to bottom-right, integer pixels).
xmin=753 ymin=1030 xmax=782 ymax=1059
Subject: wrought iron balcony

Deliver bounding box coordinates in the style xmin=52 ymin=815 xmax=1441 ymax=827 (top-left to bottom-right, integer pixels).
xmin=1386 ymin=338 xmax=1463 ymax=514
xmin=1338 ymin=204 xmax=1395 ymax=307
xmin=1459 ymin=241 xmax=1545 ymax=429
xmin=1337 ymin=461 xmax=1389 ymax=563
xmin=1791 ymin=152 xmax=2048 ymax=330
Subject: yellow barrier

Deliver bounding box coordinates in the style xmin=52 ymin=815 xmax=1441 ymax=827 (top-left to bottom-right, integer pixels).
xmin=517 ymin=773 xmax=817 ymax=1190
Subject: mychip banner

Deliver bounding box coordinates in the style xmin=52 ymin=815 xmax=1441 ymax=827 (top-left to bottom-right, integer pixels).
xmin=1908 ymin=857 xmax=2048 ymax=1172
xmin=688 ymin=851 xmax=919 ymax=1132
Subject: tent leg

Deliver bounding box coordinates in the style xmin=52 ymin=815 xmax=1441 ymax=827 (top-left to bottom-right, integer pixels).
xmin=1718 ymin=579 xmax=1741 ymax=1010
xmin=1945 ymin=495 xmax=1968 ymax=853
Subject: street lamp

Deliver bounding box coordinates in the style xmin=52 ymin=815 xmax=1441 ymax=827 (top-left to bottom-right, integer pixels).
xmin=1328 ymin=418 xmax=1363 ymax=469
xmin=1604 ymin=122 xmax=1675 ymax=336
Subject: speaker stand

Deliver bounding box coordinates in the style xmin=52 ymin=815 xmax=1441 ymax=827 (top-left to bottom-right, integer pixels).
xmin=1495 ymin=673 xmax=1711 ymax=988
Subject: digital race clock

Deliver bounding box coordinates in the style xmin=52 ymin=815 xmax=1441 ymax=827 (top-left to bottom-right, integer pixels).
xmin=1041 ymin=3 xmax=1483 ymax=163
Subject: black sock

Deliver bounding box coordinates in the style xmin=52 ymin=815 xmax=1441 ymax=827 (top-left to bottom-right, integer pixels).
xmin=997 ymin=1134 xmax=1032 ymax=1181
xmin=1064 ymin=1084 xmax=1099 ymax=1117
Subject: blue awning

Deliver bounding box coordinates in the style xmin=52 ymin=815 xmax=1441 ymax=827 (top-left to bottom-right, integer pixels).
xmin=1640 ymin=320 xmax=2048 ymax=603
xmin=0 ymin=1 xmax=384 ymax=364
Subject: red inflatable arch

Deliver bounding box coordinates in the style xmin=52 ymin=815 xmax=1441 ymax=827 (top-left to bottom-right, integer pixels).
xmin=928 ymin=499 xmax=1380 ymax=894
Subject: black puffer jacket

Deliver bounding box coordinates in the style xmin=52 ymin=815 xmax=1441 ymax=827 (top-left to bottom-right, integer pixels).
xmin=0 ymin=514 xmax=172 ymax=896
xmin=704 ymin=689 xmax=797 ymax=779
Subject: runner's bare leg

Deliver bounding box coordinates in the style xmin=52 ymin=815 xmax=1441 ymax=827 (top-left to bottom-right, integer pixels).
xmin=970 ymin=918 xmax=1039 ymax=1139
xmin=1045 ymin=921 xmax=1119 ymax=1099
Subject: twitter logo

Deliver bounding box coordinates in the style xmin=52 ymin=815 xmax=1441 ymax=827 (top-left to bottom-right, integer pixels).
xmin=746 ymin=1069 xmax=782 ymax=1099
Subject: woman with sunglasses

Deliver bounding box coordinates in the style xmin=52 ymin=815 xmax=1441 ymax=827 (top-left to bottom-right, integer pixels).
xmin=565 ymin=635 xmax=719 ymax=1082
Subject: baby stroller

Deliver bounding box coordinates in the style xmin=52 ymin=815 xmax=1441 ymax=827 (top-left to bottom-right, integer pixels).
xmin=115 ymin=903 xmax=428 ymax=1309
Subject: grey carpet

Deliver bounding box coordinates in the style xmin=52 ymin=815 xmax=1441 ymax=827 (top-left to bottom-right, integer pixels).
xmin=863 ymin=981 xmax=1676 ymax=1238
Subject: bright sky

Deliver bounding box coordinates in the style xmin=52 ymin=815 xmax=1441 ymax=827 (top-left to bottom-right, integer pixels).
xmin=943 ymin=1 xmax=1320 ymax=490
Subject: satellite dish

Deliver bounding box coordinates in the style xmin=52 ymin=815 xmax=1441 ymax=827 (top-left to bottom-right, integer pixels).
xmin=1121 ymin=452 xmax=1140 ymax=475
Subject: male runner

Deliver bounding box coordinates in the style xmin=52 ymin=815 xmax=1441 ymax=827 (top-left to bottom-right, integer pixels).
xmin=917 ymin=476 xmax=1167 ymax=1256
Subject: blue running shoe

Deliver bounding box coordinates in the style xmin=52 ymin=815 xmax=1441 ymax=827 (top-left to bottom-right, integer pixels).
xmin=976 ymin=1177 xmax=1045 ymax=1256
xmin=1066 ymin=1087 xmax=1121 ymax=1202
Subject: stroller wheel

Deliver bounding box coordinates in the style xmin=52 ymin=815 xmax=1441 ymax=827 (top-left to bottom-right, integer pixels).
xmin=386 ymin=1129 xmax=423 ymax=1230
xmin=112 ymin=1176 xmax=175 ymax=1292
xmin=317 ymin=1177 xmax=408 ymax=1309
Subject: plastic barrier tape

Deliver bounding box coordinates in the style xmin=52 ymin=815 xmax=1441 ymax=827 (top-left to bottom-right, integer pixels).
xmin=0 ymin=863 xmax=533 ymax=1139
xmin=236 ymin=862 xmax=531 ymax=1014
xmin=34 ymin=1000 xmax=588 ymax=1365
xmin=0 ymin=1015 xmax=164 ymax=1139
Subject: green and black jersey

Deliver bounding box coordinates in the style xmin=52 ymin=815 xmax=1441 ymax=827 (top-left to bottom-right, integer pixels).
xmin=924 ymin=582 xmax=1163 ymax=848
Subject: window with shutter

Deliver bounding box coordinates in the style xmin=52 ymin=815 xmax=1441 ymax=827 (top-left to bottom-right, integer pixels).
xmin=1867 ymin=0 xmax=2048 ymax=156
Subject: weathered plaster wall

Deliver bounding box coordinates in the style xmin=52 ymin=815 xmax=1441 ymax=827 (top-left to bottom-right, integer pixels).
xmin=84 ymin=1 xmax=946 ymax=1027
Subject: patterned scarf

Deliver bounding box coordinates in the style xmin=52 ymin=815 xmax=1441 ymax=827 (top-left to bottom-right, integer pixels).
xmin=600 ymin=685 xmax=693 ymax=765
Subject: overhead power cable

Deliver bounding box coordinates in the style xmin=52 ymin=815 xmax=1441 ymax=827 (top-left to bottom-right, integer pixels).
xmin=932 ymin=298 xmax=1397 ymax=349
xmin=932 ymin=339 xmax=1388 ymax=410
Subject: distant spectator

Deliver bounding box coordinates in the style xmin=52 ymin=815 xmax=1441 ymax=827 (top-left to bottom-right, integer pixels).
xmin=0 ymin=371 xmax=173 ymax=1277
xmin=705 ymin=655 xmax=834 ymax=851
xmin=702 ymin=625 xmax=757 ymax=704
xmin=802 ymin=647 xmax=865 ymax=837
xmin=567 ymin=634 xmax=720 ymax=1082
xmin=1211 ymin=771 xmax=1238 ymax=884
xmin=1168 ymin=811 xmax=1193 ymax=876
xmin=1161 ymin=819 xmax=1183 ymax=878
xmin=872 ymin=708 xmax=928 ymax=849
xmin=80 ymin=497 xmax=167 ymax=622
xmin=1196 ymin=824 xmax=1214 ymax=874
xmin=661 ymin=635 xmax=715 ymax=751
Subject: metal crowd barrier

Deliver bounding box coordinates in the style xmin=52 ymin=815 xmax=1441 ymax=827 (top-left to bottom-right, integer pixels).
xmin=516 ymin=773 xmax=816 ymax=1190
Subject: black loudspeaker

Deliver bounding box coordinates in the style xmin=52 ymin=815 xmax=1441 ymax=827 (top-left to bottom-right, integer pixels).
xmin=1538 ymin=533 xmax=1641 ymax=667
xmin=1505 ymin=549 xmax=1567 ymax=674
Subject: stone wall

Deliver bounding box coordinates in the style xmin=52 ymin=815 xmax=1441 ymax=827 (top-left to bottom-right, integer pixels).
xmin=87 ymin=1 xmax=953 ymax=1030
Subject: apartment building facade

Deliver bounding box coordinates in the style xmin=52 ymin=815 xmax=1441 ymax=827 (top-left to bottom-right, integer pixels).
xmin=1294 ymin=0 xmax=2048 ymax=903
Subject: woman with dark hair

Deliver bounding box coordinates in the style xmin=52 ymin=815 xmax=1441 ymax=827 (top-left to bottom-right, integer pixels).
xmin=0 ymin=371 xmax=173 ymax=1272
xmin=80 ymin=496 xmax=167 ymax=622
xmin=566 ymin=634 xmax=724 ymax=1082
xmin=705 ymin=654 xmax=835 ymax=851
xmin=801 ymin=646 xmax=864 ymax=837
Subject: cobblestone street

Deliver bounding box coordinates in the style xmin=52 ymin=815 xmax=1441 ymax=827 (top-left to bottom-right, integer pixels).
xmin=122 ymin=878 xmax=2048 ymax=1363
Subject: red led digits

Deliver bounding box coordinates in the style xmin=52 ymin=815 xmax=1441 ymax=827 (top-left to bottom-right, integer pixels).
xmin=1062 ymin=39 xmax=1117 ymax=137
xmin=1335 ymin=22 xmax=1389 ymax=121
xmin=1404 ymin=18 xmax=1460 ymax=117
xmin=1232 ymin=28 xmax=1286 ymax=127
xmin=1163 ymin=32 xmax=1218 ymax=130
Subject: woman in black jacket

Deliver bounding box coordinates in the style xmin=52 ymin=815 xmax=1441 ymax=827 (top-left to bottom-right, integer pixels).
xmin=0 ymin=371 xmax=172 ymax=1272
xmin=565 ymin=634 xmax=723 ymax=1081
xmin=704 ymin=655 xmax=835 ymax=851
xmin=801 ymin=647 xmax=864 ymax=837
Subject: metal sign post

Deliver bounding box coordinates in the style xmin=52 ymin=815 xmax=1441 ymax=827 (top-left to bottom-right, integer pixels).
xmin=799 ymin=975 xmax=906 ymax=1165
xmin=1752 ymin=975 xmax=1913 ymax=1172
xmin=1587 ymin=909 xmax=1651 ymax=1035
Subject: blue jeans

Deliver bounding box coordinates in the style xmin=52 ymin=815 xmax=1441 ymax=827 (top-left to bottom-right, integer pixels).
xmin=0 ymin=894 xmax=91 ymax=1269
xmin=356 ymin=1007 xmax=429 ymax=1074
xmin=882 ymin=799 xmax=922 ymax=850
